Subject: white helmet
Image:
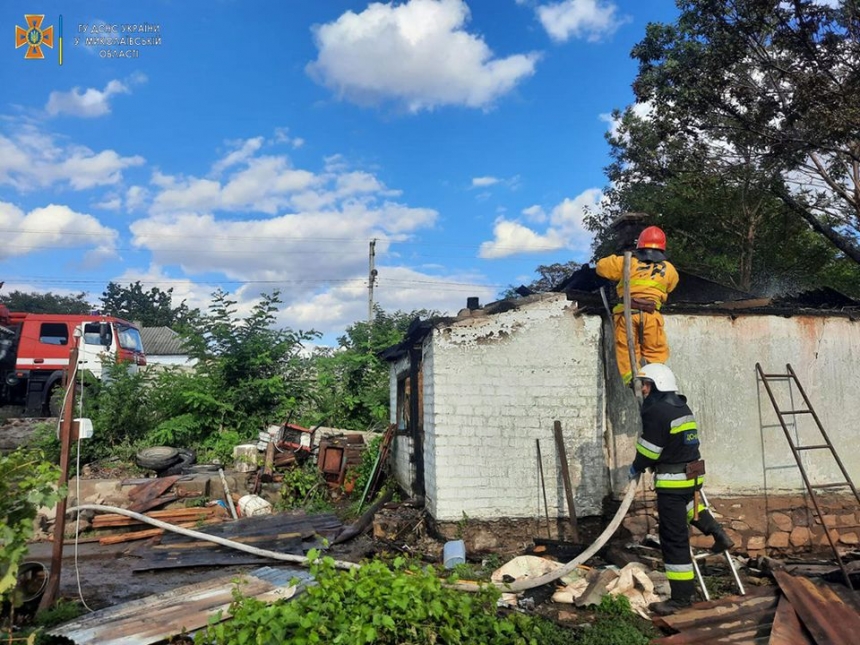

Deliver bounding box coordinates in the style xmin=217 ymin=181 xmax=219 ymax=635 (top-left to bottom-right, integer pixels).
xmin=638 ymin=363 xmax=678 ymax=392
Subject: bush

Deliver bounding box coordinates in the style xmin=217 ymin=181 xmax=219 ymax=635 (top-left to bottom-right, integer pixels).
xmin=0 ymin=449 xmax=64 ymax=608
xmin=196 ymin=553 xmax=572 ymax=645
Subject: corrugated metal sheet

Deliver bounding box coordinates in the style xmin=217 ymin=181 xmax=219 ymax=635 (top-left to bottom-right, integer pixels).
xmin=48 ymin=566 xmax=308 ymax=645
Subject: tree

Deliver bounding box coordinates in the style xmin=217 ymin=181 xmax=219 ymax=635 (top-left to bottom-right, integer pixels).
xmin=501 ymin=261 xmax=582 ymax=298
xmin=587 ymin=105 xmax=860 ymax=295
xmin=0 ymin=290 xmax=92 ymax=314
xmin=100 ymin=281 xmax=198 ymax=328
xmin=631 ymin=0 xmax=860 ymax=264
xmin=175 ymin=290 xmax=320 ymax=438
xmin=311 ymin=307 xmax=438 ymax=430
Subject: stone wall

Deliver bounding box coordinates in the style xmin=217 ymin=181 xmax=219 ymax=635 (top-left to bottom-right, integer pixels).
xmin=622 ymin=492 xmax=859 ymax=558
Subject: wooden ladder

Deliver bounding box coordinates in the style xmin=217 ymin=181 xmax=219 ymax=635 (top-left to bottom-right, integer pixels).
xmin=756 ymin=362 xmax=860 ymax=589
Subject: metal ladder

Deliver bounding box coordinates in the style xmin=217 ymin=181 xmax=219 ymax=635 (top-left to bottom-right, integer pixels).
xmin=756 ymin=363 xmax=860 ymax=590
xmin=690 ymin=488 xmax=745 ymax=601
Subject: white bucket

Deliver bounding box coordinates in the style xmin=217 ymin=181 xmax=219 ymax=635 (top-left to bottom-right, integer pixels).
xmin=237 ymin=494 xmax=273 ymax=517
xmin=443 ymin=539 xmax=466 ymax=569
xmin=233 ymin=444 xmax=259 ymax=473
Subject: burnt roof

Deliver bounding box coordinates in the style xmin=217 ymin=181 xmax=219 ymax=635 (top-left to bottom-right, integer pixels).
xmin=381 ymin=267 xmax=860 ymax=362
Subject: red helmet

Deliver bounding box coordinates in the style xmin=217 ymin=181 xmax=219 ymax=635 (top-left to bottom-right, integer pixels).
xmin=636 ymin=226 xmax=666 ymax=251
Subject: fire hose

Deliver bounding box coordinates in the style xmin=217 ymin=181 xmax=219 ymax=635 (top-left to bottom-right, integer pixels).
xmin=451 ymin=476 xmax=640 ymax=593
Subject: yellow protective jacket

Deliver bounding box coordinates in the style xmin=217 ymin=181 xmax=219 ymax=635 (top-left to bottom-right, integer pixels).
xmin=595 ymin=254 xmax=679 ymax=309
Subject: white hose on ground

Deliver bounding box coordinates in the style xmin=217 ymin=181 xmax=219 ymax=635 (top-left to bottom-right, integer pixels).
xmin=451 ymin=476 xmax=641 ymax=593
xmin=68 ymin=504 xmax=360 ymax=571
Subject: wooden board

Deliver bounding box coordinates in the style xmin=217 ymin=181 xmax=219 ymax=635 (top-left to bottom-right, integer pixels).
xmin=131 ymin=534 xmax=305 ymax=571
xmin=773 ymin=571 xmax=860 ymax=645
xmin=769 ymin=596 xmax=815 ymax=645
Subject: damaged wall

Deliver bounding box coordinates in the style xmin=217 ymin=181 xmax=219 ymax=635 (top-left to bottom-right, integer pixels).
xmin=389 ymin=299 xmax=860 ymax=528
xmin=657 ymin=314 xmax=860 ymax=496
xmin=393 ymin=294 xmax=607 ymax=522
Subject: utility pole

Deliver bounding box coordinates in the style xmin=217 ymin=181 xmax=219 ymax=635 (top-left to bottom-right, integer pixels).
xmin=368 ymin=239 xmax=377 ymax=323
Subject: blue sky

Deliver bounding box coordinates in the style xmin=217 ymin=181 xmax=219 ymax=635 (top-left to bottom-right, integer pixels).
xmin=1 ymin=0 xmax=680 ymax=343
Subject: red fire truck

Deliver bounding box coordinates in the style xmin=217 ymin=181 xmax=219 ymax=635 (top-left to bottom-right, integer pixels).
xmin=0 ymin=306 xmax=146 ymax=415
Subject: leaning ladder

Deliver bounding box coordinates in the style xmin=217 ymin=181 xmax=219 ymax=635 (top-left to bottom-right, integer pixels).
xmin=690 ymin=488 xmax=745 ymax=600
xmin=756 ymin=363 xmax=860 ymax=590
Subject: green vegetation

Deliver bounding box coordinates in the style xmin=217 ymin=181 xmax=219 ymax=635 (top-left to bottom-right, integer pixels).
xmin=0 ymin=449 xmax=64 ymax=608
xmin=589 ymin=0 xmax=860 ymax=296
xmin=196 ymin=552 xmax=571 ymax=645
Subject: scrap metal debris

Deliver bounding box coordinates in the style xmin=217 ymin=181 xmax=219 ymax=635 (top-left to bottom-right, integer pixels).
xmin=47 ymin=566 xmax=306 ymax=645
xmin=651 ymin=571 xmax=860 ymax=644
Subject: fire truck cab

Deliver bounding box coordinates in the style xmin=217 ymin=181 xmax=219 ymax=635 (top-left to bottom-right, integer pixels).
xmin=0 ymin=309 xmax=146 ymax=416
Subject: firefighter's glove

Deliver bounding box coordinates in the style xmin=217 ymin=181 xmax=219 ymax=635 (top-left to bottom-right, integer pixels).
xmin=628 ymin=465 xmax=640 ymax=481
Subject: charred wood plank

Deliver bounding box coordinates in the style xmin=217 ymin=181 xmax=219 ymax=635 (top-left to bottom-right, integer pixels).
xmin=773 ymin=571 xmax=860 ymax=645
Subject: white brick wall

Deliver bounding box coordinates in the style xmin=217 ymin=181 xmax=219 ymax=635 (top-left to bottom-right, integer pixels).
xmin=418 ymin=294 xmax=606 ymax=522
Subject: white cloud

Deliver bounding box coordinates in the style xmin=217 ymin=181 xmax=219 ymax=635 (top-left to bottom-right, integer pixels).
xmin=211 ymin=137 xmax=264 ymax=175
xmin=535 ymin=0 xmax=629 ymax=43
xmin=307 ymin=0 xmax=540 ymax=112
xmin=0 ymin=124 xmax=144 ymax=191
xmin=521 ymin=204 xmax=547 ymax=223
xmin=126 ymin=185 xmax=149 ymax=211
xmin=0 ymin=201 xmax=119 ymax=262
xmin=151 ymin=156 xmax=318 ymax=215
xmin=472 ymin=176 xmax=501 ymax=187
xmin=479 ymin=220 xmax=564 ymax=258
xmin=45 ymin=74 xmax=147 ymax=118
xmin=478 ymin=188 xmax=601 ymax=258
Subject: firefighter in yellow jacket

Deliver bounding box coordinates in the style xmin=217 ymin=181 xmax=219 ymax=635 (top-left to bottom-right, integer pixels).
xmin=595 ymin=226 xmax=679 ymax=384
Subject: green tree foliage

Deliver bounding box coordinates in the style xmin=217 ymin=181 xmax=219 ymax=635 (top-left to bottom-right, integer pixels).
xmin=100 ymin=281 xmax=198 ymax=328
xmin=0 ymin=449 xmax=64 ymax=607
xmin=160 ymin=290 xmax=319 ymax=457
xmin=629 ymin=0 xmax=860 ymax=265
xmin=311 ymin=307 xmax=436 ymax=430
xmin=0 ymin=290 xmax=92 ymax=314
xmin=502 ymin=261 xmax=582 ymax=298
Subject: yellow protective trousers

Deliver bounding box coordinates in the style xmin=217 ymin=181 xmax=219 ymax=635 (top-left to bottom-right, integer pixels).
xmin=613 ymin=310 xmax=669 ymax=384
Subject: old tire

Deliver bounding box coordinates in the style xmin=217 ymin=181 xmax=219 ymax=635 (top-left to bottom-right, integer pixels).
xmin=157 ymin=448 xmax=197 ymax=476
xmin=136 ymin=446 xmax=181 ymax=471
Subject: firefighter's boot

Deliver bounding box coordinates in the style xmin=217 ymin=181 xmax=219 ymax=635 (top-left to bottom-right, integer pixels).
xmin=649 ymin=580 xmax=694 ymax=616
xmin=691 ymin=510 xmax=733 ymax=553
xmin=709 ymin=526 xmax=734 ymax=554
xmin=648 ymin=598 xmax=692 ymax=616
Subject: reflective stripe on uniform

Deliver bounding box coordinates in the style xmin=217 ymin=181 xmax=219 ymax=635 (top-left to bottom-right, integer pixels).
xmin=655 ymin=473 xmax=705 ymax=489
xmin=670 ymin=414 xmax=697 ymax=435
xmin=686 ymin=499 xmax=708 ymax=522
xmin=665 ymin=563 xmax=695 ymax=581
xmin=636 ymin=438 xmax=664 ymax=460
xmin=629 ymin=279 xmax=668 ymax=293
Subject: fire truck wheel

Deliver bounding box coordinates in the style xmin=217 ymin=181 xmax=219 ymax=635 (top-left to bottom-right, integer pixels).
xmin=135 ymin=446 xmax=181 ymax=471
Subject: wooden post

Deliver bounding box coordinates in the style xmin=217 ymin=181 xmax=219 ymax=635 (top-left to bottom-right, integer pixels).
xmin=623 ymin=251 xmax=643 ymax=406
xmin=536 ymin=439 xmax=551 ymax=539
xmin=553 ymin=421 xmax=580 ymax=543
xmin=39 ymin=345 xmax=78 ymax=611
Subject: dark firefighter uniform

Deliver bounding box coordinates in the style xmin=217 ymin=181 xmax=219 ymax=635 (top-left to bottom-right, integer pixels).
xmin=631 ymin=390 xmax=728 ymax=607
xmin=595 ymin=252 xmax=679 ymax=384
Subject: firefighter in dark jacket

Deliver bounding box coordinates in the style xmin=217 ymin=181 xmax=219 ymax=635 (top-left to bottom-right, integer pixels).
xmin=595 ymin=226 xmax=679 ymax=385
xmin=629 ymin=363 xmax=734 ymax=616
